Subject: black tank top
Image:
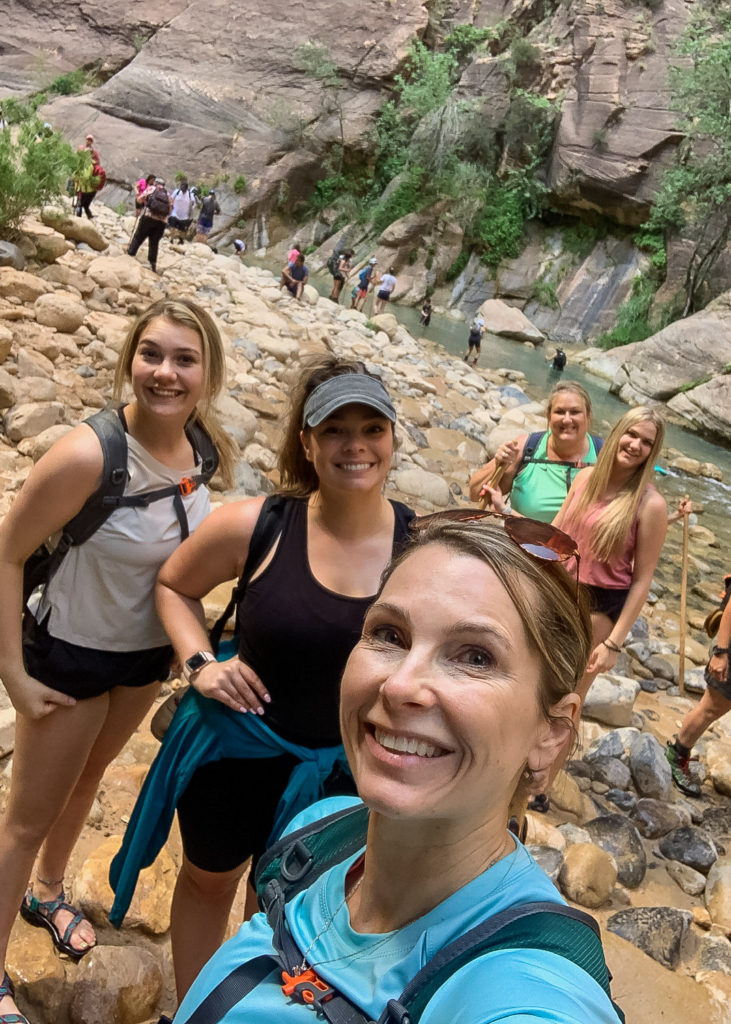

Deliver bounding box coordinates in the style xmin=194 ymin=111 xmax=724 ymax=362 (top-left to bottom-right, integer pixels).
xmin=237 ymin=497 xmax=414 ymax=746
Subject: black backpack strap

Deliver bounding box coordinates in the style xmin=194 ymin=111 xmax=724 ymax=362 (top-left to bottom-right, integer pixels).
xmin=591 ymin=433 xmax=604 ymax=455
xmin=390 ymin=500 xmax=416 ymax=549
xmin=181 ymin=954 xmax=276 ymax=1024
xmin=381 ymin=901 xmax=623 ymax=1024
xmin=519 ymin=431 xmax=545 ymax=467
xmin=38 ymin=407 xmax=128 ymax=588
xmin=185 ymin=417 xmax=219 ymax=483
xmin=208 ymin=495 xmax=290 ymax=654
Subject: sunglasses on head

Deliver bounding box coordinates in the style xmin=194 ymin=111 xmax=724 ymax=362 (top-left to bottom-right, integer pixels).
xmin=411 ymin=509 xmax=581 ymax=598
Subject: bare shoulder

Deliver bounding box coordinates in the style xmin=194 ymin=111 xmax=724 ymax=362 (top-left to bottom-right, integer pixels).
xmin=26 ymin=421 xmax=105 ymax=493
xmin=200 ymin=494 xmax=268 ymax=544
xmin=641 ymin=485 xmax=668 ymax=518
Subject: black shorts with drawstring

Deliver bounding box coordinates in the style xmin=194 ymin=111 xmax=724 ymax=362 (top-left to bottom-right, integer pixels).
xmin=23 ymin=612 xmax=173 ymax=700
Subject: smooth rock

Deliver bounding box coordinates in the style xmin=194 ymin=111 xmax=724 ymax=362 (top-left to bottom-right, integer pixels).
xmin=527 ymin=845 xmax=563 ymax=883
xmin=558 ymin=842 xmax=617 ymax=908
xmin=17 ymin=425 xmax=74 ymax=461
xmin=705 ymin=861 xmax=731 ymax=935
xmin=629 ymin=732 xmax=672 ymax=800
xmin=0 ymin=268 xmax=50 ymax=302
xmin=0 ymin=369 xmax=16 ymax=409
xmin=393 ymin=468 xmax=452 ymax=507
xmin=68 ymin=945 xmax=162 ymax=1024
xmin=607 ymin=907 xmax=691 ymax=969
xmin=5 ymin=402 xmax=64 ymax=442
xmin=584 ymin=814 xmax=646 ymax=889
xmin=0 ymin=241 xmax=25 ymax=270
xmin=589 ymin=756 xmax=631 ymax=791
xmin=477 ymin=299 xmax=544 ymax=344
xmin=666 ymin=859 xmax=707 ymax=897
xmin=631 ymin=798 xmax=691 ymax=839
xmin=659 ymin=826 xmax=717 ymax=875
xmin=40 ymin=209 xmax=107 ymax=251
xmin=34 ymin=291 xmax=88 ymax=333
xmin=549 ymin=769 xmax=585 ymax=817
xmin=706 ymin=741 xmax=731 ymax=798
xmin=583 ymin=674 xmax=639 ymax=727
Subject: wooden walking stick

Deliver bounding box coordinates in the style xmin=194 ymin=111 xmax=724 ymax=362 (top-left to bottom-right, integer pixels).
xmin=678 ymin=494 xmax=690 ymax=697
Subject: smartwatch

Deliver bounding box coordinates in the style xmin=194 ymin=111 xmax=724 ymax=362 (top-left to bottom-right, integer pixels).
xmin=182 ymin=650 xmax=216 ymax=683
xmin=712 ymin=646 xmax=730 ymax=657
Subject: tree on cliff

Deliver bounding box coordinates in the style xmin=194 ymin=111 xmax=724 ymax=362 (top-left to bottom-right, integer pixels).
xmin=0 ymin=106 xmax=82 ymax=236
xmin=648 ymin=3 xmax=731 ymax=315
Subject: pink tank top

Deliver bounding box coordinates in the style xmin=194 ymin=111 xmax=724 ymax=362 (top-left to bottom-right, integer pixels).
xmin=556 ymin=477 xmax=650 ymax=589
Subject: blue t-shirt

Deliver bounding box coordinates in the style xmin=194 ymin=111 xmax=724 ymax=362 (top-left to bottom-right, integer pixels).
xmin=176 ymin=798 xmax=619 ymax=1024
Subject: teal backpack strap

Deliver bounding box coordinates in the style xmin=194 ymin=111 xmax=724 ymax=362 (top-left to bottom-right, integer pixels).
xmin=380 ymin=901 xmax=624 ymax=1024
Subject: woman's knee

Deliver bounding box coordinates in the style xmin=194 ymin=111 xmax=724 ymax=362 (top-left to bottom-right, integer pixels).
xmin=178 ymin=856 xmax=247 ymax=901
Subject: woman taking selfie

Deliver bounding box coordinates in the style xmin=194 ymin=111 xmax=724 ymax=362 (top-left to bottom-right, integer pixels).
xmin=0 ymin=298 xmax=234 ymax=1024
xmin=110 ymin=358 xmax=414 ymax=1002
xmin=469 ymin=381 xmax=601 ymax=521
xmin=174 ymin=515 xmax=622 ymax=1024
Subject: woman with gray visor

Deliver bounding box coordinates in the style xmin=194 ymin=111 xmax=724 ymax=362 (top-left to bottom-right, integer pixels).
xmin=109 ymin=357 xmax=414 ymax=1005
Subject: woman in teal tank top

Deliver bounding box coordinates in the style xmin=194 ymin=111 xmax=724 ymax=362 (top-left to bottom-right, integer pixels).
xmin=469 ymin=382 xmax=601 ymax=523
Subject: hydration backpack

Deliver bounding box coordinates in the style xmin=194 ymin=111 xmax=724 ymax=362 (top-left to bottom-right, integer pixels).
xmin=179 ymin=804 xmax=624 ymax=1024
xmin=358 ymin=266 xmax=371 ymax=288
xmin=327 ymin=252 xmax=341 ymax=276
xmin=23 ymin=406 xmax=218 ymax=606
xmin=93 ymin=164 xmax=106 ymax=191
xmin=146 ymin=185 xmax=171 ymax=217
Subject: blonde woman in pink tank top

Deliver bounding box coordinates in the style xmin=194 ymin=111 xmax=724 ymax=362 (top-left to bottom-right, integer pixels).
xmin=554 ymin=406 xmax=668 ymax=704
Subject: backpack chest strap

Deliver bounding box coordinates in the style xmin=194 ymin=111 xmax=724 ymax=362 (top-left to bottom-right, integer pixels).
xmin=102 ymin=473 xmax=206 ymax=541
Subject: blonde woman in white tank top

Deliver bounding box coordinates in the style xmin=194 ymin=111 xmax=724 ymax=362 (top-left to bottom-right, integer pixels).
xmin=0 ymin=299 xmax=236 ymax=1024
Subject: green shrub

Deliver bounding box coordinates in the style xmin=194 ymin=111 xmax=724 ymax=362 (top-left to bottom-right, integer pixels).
xmin=445 ymin=249 xmax=470 ymax=282
xmin=532 ymin=280 xmax=560 ymax=309
xmin=0 ymin=116 xmax=81 ymax=235
xmin=596 ymin=275 xmax=658 ymax=348
xmin=372 ymin=166 xmax=428 ymax=235
xmin=363 ymin=320 xmax=379 ymax=332
xmin=562 ymin=220 xmax=608 ymax=261
xmin=48 ymin=69 xmax=89 ymax=95
xmin=233 ymin=175 xmax=247 ymax=195
xmin=510 ymin=38 xmax=541 ymax=72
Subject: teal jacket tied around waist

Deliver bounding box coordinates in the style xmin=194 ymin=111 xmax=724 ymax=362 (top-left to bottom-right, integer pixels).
xmin=108 ymin=687 xmax=348 ymax=927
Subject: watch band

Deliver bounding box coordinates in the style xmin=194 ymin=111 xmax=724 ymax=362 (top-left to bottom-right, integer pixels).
xmin=183 ymin=650 xmax=217 ymax=683
xmin=713 ymin=646 xmax=730 ymax=656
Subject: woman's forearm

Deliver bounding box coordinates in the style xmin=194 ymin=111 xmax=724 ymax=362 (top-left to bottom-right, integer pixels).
xmin=156 ymin=581 xmax=211 ymax=662
xmin=0 ymin=559 xmax=28 ymax=688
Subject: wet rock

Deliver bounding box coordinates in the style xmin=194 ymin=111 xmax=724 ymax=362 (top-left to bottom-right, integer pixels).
xmin=666 ymin=859 xmax=707 ymax=897
xmin=527 ymin=845 xmax=563 ymax=883
xmin=477 ymin=299 xmax=544 ymax=344
xmin=631 ymin=799 xmax=691 ymax=839
xmin=583 ymin=674 xmax=639 ymax=728
xmin=584 ymin=814 xmax=647 ymax=889
xmin=606 ymin=790 xmax=636 ymax=812
xmin=606 ymin=907 xmax=691 ymax=969
xmin=629 ymin=733 xmax=672 ymax=800
xmin=659 ymin=826 xmax=717 ymax=875
xmin=68 ymin=945 xmax=162 ymax=1024
xmin=705 ymin=861 xmax=731 ymax=934
xmin=589 ymin=756 xmax=631 ymax=790
xmin=558 ymin=842 xmax=617 ymax=908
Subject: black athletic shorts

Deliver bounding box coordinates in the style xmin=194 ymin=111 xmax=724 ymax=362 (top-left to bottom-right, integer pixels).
xmin=584 ymin=584 xmax=629 ymax=624
xmin=177 ymin=755 xmax=357 ymax=875
xmin=706 ymin=656 xmax=731 ymax=701
xmin=23 ymin=612 xmax=173 ymax=700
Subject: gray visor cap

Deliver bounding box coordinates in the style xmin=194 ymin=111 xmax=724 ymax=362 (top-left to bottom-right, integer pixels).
xmin=302 ymin=374 xmax=397 ymax=427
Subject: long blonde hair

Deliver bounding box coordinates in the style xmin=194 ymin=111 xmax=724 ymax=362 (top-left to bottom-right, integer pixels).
xmin=561 ymin=406 xmax=665 ymax=562
xmin=113 ymin=298 xmax=238 ymax=488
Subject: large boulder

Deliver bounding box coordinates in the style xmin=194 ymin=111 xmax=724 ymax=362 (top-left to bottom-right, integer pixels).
xmin=5 ymin=402 xmax=64 ymax=442
xmin=0 ymin=268 xmax=50 ymax=303
xmin=607 ymin=907 xmax=692 ymax=970
xmin=584 ymin=814 xmax=647 ymax=889
xmin=476 ymin=299 xmax=545 ymax=345
xmin=40 ymin=208 xmax=107 ymax=250
xmin=582 ymin=673 xmax=639 ymax=728
xmin=34 ymin=291 xmax=88 ymax=333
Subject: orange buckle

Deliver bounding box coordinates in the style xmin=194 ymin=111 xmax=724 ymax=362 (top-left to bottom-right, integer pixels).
xmin=281 ymin=968 xmax=334 ymax=1007
xmin=178 ymin=477 xmax=196 ymax=496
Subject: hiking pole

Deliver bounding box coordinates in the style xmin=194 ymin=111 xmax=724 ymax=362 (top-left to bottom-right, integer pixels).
xmin=479 ymin=464 xmax=504 ymax=510
xmin=678 ymin=494 xmax=690 ymax=697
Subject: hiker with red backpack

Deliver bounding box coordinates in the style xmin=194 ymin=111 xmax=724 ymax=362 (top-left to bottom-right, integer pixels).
xmin=0 ymin=298 xmax=236 ymax=1024
xmin=128 ymin=178 xmax=173 ymax=274
xmin=73 ymin=148 xmax=105 ymax=220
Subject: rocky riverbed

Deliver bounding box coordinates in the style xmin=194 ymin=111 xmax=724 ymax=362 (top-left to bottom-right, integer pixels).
xmin=1 ymin=201 xmax=730 ymax=1024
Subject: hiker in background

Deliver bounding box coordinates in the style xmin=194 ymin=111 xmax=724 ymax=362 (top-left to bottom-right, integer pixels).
xmin=233 ymin=239 xmax=246 ymax=258
xmin=351 ymin=257 xmax=377 ymax=311
xmin=548 ymin=348 xmax=567 ymax=373
xmin=280 ymin=252 xmax=308 ymax=300
xmin=80 ymin=133 xmax=100 ymax=164
xmin=373 ymin=265 xmax=397 ymax=315
xmin=470 ymin=382 xmax=601 ymax=522
xmin=419 ymin=297 xmax=433 ymax=328
xmin=168 ymin=181 xmax=198 ymax=244
xmin=667 ymin=567 xmax=731 ymax=797
xmin=287 ymin=244 xmax=300 ymax=267
xmin=173 ymin=516 xmax=621 ymax=1024
xmin=463 ymin=317 xmax=484 ymax=366
xmin=195 ymin=190 xmax=221 ymax=244
xmin=135 ymin=174 xmax=155 ymax=219
xmin=0 ymin=299 xmax=235 ymax=1024
xmin=73 ymin=150 xmax=100 ymax=220
xmin=127 ymin=178 xmax=173 ymax=274
xmin=328 ymin=248 xmax=354 ymax=303
xmin=108 ymin=358 xmax=415 ymax=1004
